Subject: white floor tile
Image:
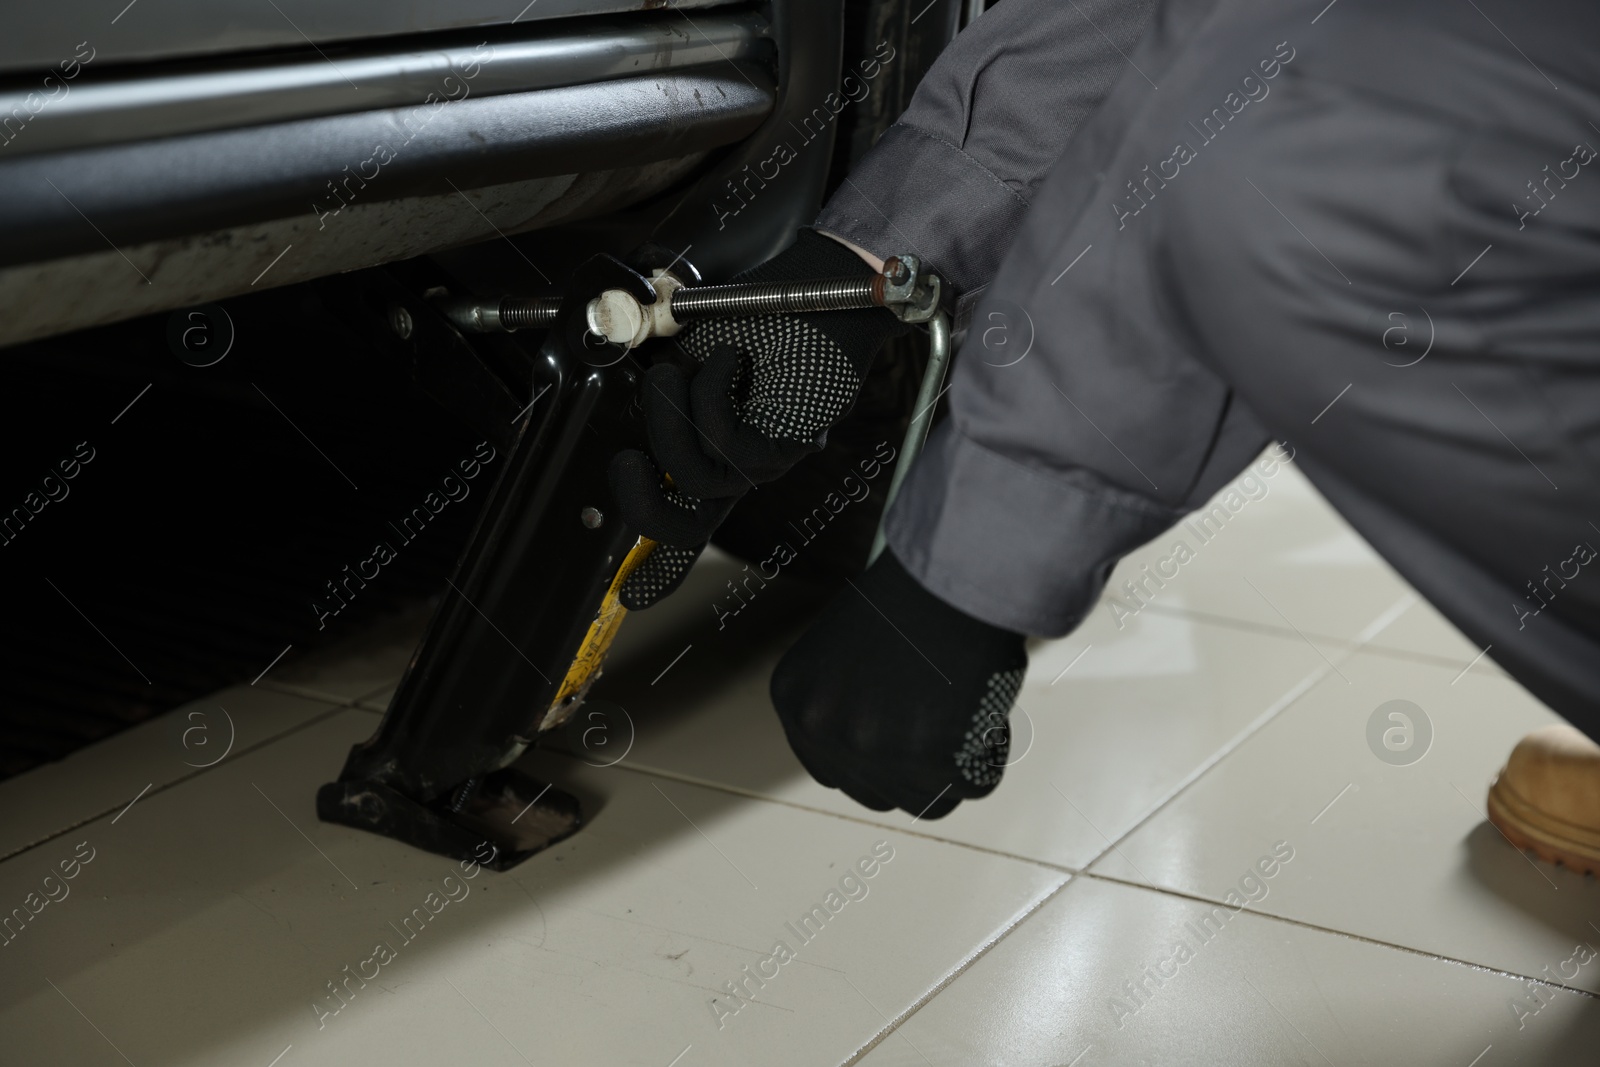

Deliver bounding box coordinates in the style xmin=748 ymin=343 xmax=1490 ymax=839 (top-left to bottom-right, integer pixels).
xmin=0 ymin=710 xmax=1065 ymax=1067
xmin=579 ymin=551 xmax=1335 ymax=872
xmin=259 ymin=601 xmax=431 ymax=708
xmin=10 ymin=449 xmax=1589 ymax=1067
xmin=855 ymin=876 xmax=1600 ymax=1067
xmin=1094 ymin=648 xmax=1600 ymax=991
xmin=1106 ymin=457 xmax=1494 ymax=667
xmin=1356 ymin=592 xmax=1505 ymax=672
xmin=0 ymin=683 xmax=336 ymax=861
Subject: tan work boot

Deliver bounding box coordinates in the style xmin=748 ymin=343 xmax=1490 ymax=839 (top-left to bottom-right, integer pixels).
xmin=1487 ymin=724 xmax=1600 ymax=876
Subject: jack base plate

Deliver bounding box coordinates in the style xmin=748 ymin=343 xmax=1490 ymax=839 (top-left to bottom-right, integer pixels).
xmin=316 ymin=767 xmax=582 ymax=872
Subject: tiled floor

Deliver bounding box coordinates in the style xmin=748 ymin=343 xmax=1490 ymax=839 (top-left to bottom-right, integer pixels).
xmin=4 ymin=459 xmax=1597 ymax=1065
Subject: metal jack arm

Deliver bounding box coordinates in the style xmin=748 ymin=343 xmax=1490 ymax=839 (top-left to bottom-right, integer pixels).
xmin=317 ymin=254 xmax=659 ymax=871
xmin=869 ymin=309 xmax=950 ymax=565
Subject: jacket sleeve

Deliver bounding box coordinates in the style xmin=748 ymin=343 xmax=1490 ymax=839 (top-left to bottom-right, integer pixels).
xmin=816 ymin=0 xmax=1158 ymax=317
xmin=862 ymin=0 xmax=1275 ymax=639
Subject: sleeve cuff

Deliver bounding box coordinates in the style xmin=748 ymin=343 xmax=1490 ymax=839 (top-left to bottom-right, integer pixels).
xmin=815 ymin=123 xmax=1030 ymax=308
xmin=884 ymin=419 xmax=1181 ymax=637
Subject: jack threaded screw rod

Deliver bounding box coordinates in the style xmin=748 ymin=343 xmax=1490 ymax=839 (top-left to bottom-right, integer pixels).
xmin=443 ymin=257 xmax=925 ymax=336
xmin=664 ymin=275 xmax=879 ymax=319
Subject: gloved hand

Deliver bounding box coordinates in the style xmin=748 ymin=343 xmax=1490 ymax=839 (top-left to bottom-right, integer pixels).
xmin=610 ymin=229 xmax=908 ymax=610
xmin=770 ymin=547 xmax=1029 ymax=819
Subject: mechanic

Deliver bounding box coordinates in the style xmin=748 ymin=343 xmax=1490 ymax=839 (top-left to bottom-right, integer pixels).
xmin=610 ymin=0 xmax=1600 ymax=873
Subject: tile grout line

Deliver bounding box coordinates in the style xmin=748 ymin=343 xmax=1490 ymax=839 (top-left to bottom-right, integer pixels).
xmin=527 ymin=753 xmax=1112 ymax=1062
xmin=1081 ymin=869 xmax=1600 ymax=1000
xmin=846 ymin=859 xmax=1598 ymax=1065
xmin=1076 ymin=659 xmax=1339 ymax=874
xmin=1123 ymin=600 xmax=1360 ymax=646
xmin=1133 ymin=602 xmax=1366 ymax=650
xmin=551 ymin=741 xmax=1600 ymax=1011
xmin=1340 ymin=638 xmax=1508 ymax=675
xmin=1076 ymin=594 xmax=1412 ymax=874
xmin=528 ymin=748 xmax=1098 ymax=1066
xmin=540 ymin=595 xmax=1530 ymax=1047
xmin=1133 ymin=602 xmax=1507 ymax=675
xmin=256 ymin=681 xmax=393 ymax=703
xmin=0 ymin=701 xmax=361 ymax=865
xmin=546 ymin=746 xmax=1088 ymax=876
xmin=836 ymin=875 xmax=1082 ymax=1067
xmin=18 ymin=639 xmax=1587 ymax=1066
xmin=531 ymin=751 xmax=1120 ymax=1067
xmin=487 ymin=591 xmax=1532 ymax=1056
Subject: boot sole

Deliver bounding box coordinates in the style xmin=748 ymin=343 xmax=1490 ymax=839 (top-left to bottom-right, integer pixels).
xmin=1486 ymin=773 xmax=1600 ymax=877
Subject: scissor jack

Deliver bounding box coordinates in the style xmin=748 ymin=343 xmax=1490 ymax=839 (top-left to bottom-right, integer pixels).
xmin=317 ymin=247 xmax=950 ymax=870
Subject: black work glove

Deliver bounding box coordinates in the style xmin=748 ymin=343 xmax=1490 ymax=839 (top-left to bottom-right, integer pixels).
xmin=610 ymin=229 xmax=909 ymax=610
xmin=770 ymin=548 xmax=1029 ymax=819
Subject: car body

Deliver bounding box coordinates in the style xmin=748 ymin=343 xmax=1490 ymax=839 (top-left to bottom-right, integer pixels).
xmin=0 ymin=2 xmax=970 ymax=787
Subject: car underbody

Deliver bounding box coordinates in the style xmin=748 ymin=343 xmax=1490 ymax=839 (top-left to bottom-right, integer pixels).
xmin=0 ymin=0 xmax=970 ymax=866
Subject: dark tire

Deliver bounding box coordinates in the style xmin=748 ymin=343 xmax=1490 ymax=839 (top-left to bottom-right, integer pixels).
xmin=827 ymin=0 xmax=964 ymax=189
xmin=712 ymin=1 xmax=964 ymax=580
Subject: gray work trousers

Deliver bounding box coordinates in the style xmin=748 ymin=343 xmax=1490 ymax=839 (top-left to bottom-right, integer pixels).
xmin=818 ymin=0 xmax=1600 ymax=734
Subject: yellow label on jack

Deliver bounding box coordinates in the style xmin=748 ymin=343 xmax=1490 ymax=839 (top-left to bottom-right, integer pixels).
xmin=538 ymin=536 xmax=657 ymax=732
